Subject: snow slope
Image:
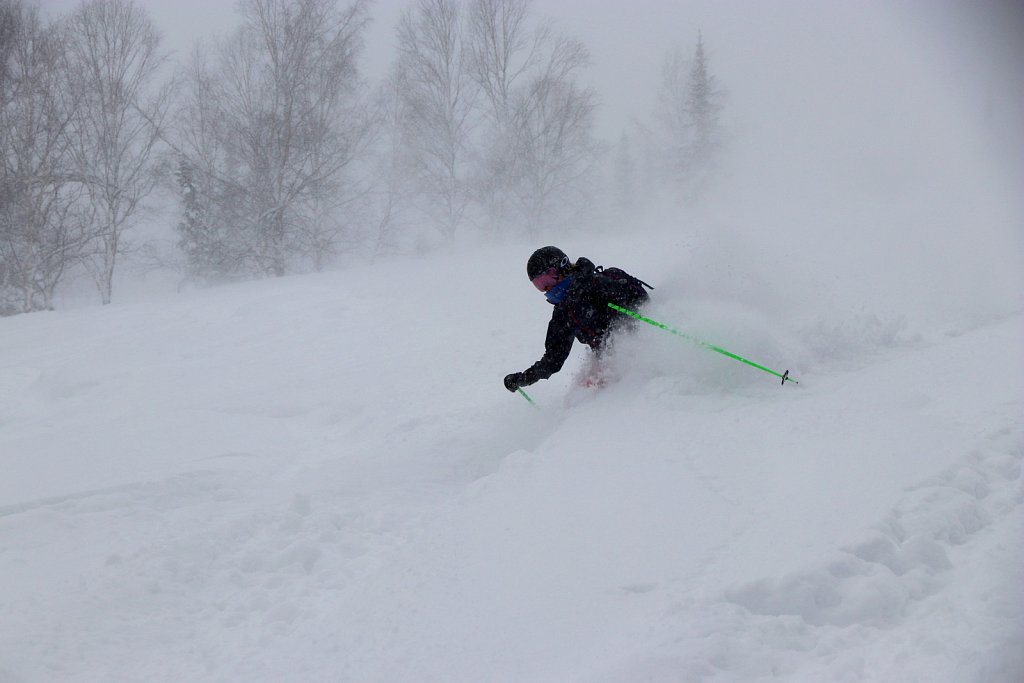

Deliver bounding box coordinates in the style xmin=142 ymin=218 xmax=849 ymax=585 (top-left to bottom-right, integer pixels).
xmin=1 ymin=243 xmax=1022 ymax=682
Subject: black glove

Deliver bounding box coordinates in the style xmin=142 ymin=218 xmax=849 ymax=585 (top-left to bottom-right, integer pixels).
xmin=504 ymin=372 xmax=525 ymax=392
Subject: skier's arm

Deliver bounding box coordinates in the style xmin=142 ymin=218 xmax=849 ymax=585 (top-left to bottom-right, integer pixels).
xmin=519 ymin=310 xmax=575 ymax=386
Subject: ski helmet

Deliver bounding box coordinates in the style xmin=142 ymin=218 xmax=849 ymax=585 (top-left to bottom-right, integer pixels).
xmin=526 ymin=246 xmax=568 ymax=281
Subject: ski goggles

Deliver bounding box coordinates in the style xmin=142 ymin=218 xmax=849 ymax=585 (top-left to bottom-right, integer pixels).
xmin=531 ymin=267 xmax=561 ymax=292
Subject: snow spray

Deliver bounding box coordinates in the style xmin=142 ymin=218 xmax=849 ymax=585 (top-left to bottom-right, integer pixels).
xmin=608 ymin=303 xmax=799 ymax=386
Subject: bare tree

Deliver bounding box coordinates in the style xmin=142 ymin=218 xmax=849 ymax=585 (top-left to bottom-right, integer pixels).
xmin=0 ymin=1 xmax=89 ymax=314
xmin=509 ymin=71 xmax=598 ymax=236
xmin=174 ymin=0 xmax=372 ymax=279
xmin=464 ymin=0 xmax=533 ymax=231
xmin=0 ymin=1 xmax=15 ymax=87
xmin=365 ymin=78 xmax=413 ymax=257
xmin=391 ymin=0 xmax=476 ymax=243
xmin=466 ymin=0 xmax=535 ymax=124
xmin=465 ymin=0 xmax=598 ymax=236
xmin=62 ymin=0 xmax=171 ymax=305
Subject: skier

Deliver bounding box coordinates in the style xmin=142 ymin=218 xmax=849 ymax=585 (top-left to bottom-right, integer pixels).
xmin=503 ymin=246 xmax=651 ymax=393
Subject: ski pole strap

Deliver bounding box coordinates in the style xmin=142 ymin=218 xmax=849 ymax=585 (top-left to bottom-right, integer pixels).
xmin=607 ymin=303 xmax=799 ymax=386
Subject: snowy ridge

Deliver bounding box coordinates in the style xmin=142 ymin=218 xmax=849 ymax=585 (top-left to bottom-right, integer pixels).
xmin=1 ymin=247 xmax=1022 ymax=682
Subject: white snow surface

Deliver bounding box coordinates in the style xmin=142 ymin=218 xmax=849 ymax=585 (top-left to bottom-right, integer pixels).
xmin=1 ymin=239 xmax=1023 ymax=683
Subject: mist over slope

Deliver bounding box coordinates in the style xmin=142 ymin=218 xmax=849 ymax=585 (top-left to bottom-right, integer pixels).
xmin=1 ymin=228 xmax=1022 ymax=681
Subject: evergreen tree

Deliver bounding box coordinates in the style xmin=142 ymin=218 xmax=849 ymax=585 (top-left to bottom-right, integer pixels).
xmin=684 ymin=31 xmax=723 ymax=184
xmin=174 ymin=158 xmax=214 ymax=281
xmin=650 ymin=31 xmax=725 ymax=202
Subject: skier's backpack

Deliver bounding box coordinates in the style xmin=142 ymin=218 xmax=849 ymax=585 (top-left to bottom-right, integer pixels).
xmin=594 ymin=265 xmax=653 ymax=310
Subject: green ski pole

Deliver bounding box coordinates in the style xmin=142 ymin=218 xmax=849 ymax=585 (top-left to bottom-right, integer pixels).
xmin=608 ymin=303 xmax=799 ymax=386
xmin=517 ymin=387 xmax=539 ymax=407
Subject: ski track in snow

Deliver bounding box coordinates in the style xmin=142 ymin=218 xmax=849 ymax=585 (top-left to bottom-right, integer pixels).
xmin=0 ymin=253 xmax=1022 ymax=683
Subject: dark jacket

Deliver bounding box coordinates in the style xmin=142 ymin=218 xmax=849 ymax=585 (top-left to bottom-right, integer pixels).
xmin=520 ymin=257 xmax=650 ymax=385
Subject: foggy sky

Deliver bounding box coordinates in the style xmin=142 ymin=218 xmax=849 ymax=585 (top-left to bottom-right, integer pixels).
xmin=34 ymin=0 xmax=1024 ymax=323
xmin=36 ymin=0 xmax=1024 ymax=160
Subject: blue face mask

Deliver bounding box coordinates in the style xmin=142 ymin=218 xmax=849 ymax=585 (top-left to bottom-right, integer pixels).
xmin=545 ymin=276 xmax=572 ymax=304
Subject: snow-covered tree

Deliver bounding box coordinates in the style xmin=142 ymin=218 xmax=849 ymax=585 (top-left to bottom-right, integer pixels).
xmin=174 ymin=156 xmax=235 ymax=282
